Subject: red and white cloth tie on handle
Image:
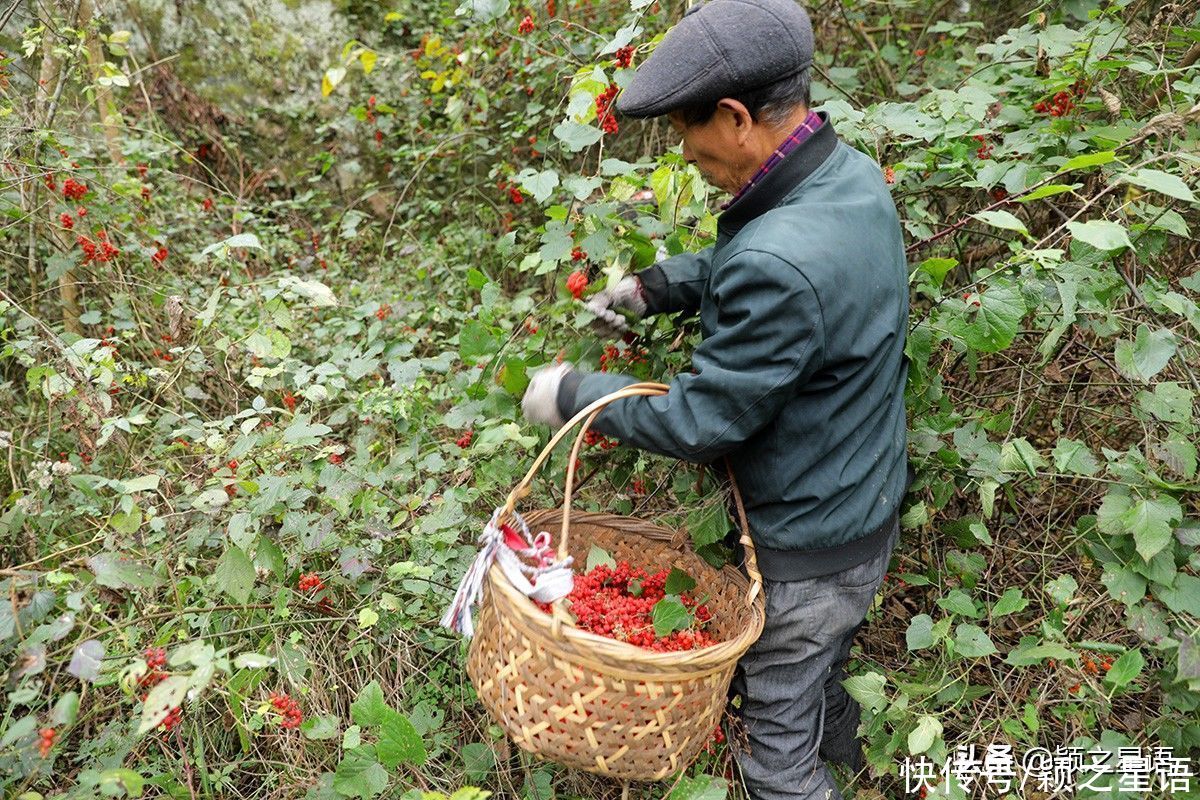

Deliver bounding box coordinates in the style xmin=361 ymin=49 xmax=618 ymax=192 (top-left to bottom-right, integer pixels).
xmin=440 ymin=508 xmax=575 ymax=638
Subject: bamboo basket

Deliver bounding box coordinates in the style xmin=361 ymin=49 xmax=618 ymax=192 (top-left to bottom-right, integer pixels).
xmin=467 ymin=383 xmax=766 ymax=781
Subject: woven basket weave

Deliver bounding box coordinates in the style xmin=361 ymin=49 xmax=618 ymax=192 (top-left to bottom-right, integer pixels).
xmin=467 ymin=383 xmax=766 ymax=781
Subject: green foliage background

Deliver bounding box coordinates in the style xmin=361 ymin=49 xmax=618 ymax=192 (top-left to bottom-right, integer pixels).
xmin=1 ymin=0 xmax=1199 ymax=798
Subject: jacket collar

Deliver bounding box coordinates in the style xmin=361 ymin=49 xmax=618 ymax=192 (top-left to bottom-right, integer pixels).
xmin=717 ymin=111 xmax=838 ymax=236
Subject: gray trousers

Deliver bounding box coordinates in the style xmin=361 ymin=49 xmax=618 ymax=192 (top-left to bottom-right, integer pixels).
xmin=730 ymin=519 xmax=899 ymax=800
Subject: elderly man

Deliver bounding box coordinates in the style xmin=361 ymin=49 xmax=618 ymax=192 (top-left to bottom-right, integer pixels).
xmin=521 ymin=1 xmax=911 ymax=797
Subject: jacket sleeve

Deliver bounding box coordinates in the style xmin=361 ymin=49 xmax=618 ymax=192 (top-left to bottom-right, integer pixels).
xmin=635 ymin=247 xmax=713 ymax=317
xmin=557 ymin=249 xmax=825 ymax=463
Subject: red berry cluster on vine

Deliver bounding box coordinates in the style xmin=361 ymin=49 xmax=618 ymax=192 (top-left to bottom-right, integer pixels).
xmin=77 ymin=230 xmax=119 ymax=264
xmin=137 ymin=646 xmax=169 ymax=690
xmin=60 ymin=211 xmax=74 ymax=229
xmin=509 ymin=186 xmax=525 ymax=204
xmin=599 ymin=343 xmax=648 ymax=372
xmin=298 ymin=572 xmax=324 ymax=593
xmin=583 ymin=429 xmax=619 ymax=450
xmin=282 ymin=391 xmax=298 ymax=411
xmin=456 ymin=429 xmax=473 ymax=448
xmin=566 ymin=270 xmax=588 ymax=299
xmin=972 ymin=134 xmax=993 ymax=159
xmin=570 ymin=246 xmax=587 ymax=262
xmin=269 ymin=691 xmax=304 ymax=728
xmin=38 ymin=727 xmax=57 ymax=758
xmin=613 ymin=46 xmax=635 ymax=69
xmin=151 ymin=244 xmax=168 ymax=265
xmin=61 ymin=177 xmax=88 ymax=201
xmin=1034 ymin=81 xmax=1084 ymax=117
xmin=160 ymin=706 xmax=183 ymax=731
xmin=518 ymin=14 xmax=535 ymax=34
xmin=595 ymin=83 xmax=619 ymax=134
xmin=551 ymin=561 xmax=716 ymax=651
xmin=375 ymin=303 xmax=392 ymax=321
xmin=703 ymin=723 xmax=725 ymax=755
xmin=882 ymin=165 xmax=895 ymax=184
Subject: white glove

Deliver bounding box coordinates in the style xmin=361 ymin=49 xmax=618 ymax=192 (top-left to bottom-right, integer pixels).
xmin=521 ymin=362 xmax=575 ymax=428
xmin=584 ymin=276 xmax=647 ymax=338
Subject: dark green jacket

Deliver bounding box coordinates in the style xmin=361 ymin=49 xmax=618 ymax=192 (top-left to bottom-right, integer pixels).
xmin=557 ymin=116 xmax=910 ymax=580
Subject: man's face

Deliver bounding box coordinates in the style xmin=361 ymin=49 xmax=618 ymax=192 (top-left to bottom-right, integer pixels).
xmin=667 ymin=109 xmax=751 ymax=195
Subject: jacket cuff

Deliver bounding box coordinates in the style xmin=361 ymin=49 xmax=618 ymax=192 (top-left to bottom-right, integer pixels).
xmin=556 ymin=369 xmax=584 ymax=424
xmin=635 ymin=264 xmax=669 ymax=316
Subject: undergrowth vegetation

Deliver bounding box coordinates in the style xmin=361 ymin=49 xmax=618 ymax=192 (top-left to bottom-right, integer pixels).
xmin=1 ymin=0 xmax=1198 ymax=798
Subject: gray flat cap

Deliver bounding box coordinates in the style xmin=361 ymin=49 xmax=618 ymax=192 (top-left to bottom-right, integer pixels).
xmin=615 ymin=0 xmax=814 ymax=118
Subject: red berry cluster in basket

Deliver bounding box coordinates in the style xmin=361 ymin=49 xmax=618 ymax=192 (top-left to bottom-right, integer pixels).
xmin=550 ymin=560 xmax=716 ymax=652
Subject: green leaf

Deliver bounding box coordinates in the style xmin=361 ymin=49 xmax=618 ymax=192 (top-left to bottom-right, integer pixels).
xmin=377 ymin=708 xmax=427 ymax=768
xmin=651 ymin=597 xmax=691 ymax=637
xmin=952 ymin=624 xmax=997 ymax=658
xmin=945 ymin=284 xmax=1025 ymax=353
xmin=905 ymin=614 xmax=936 ymax=650
xmin=585 ymin=545 xmax=615 ymax=571
xmin=202 ymin=232 xmax=263 ymax=257
xmin=918 ymin=257 xmax=957 ymax=286
xmin=1015 ymin=183 xmax=1081 ymax=202
xmin=908 ymin=714 xmax=942 ymax=755
xmin=1046 ymin=575 xmax=1078 ymax=605
xmin=1157 ymin=574 xmax=1200 ymax=617
xmin=51 ymin=691 xmax=80 ymax=726
xmin=282 ymin=416 xmax=333 ymax=445
xmin=999 ymin=438 xmax=1046 ymax=476
xmin=1057 ymin=150 xmax=1117 ymax=172
xmin=1052 ymin=438 xmax=1099 ymax=476
xmin=233 ymin=652 xmax=275 ymax=669
xmin=1100 ymin=565 xmax=1146 ymax=607
xmin=1004 ymin=640 xmax=1077 ymax=667
xmin=1137 ymin=382 xmax=1194 ymax=424
xmin=461 ymin=743 xmax=497 ymax=783
xmin=936 ymin=589 xmax=980 ymax=618
xmin=991 ymin=588 xmax=1028 ymax=617
xmin=278 ymin=276 xmax=337 ymax=307
xmin=687 ymin=503 xmax=730 ymax=549
xmin=351 ymin=680 xmax=390 ymax=727
xmin=1114 ymin=325 xmax=1176 ymax=382
xmin=95 ymin=768 xmax=145 ymax=797
xmin=552 ymin=120 xmax=603 ymax=152
xmin=1067 ymin=219 xmax=1133 ymax=252
xmin=1120 ymin=168 xmax=1196 ymax=203
xmin=665 ymin=775 xmax=729 ymax=800
xmin=459 ymin=320 xmax=501 ymax=364
xmin=333 ymin=747 xmax=389 ymax=800
xmin=516 ymin=168 xmax=559 ymax=203
xmin=971 ymin=209 xmax=1028 ymax=235
xmin=213 ymin=546 xmax=255 ymax=604
xmin=137 ymin=675 xmax=188 ymax=734
xmin=357 ymin=608 xmax=379 ymax=629
xmin=301 ymin=714 xmax=340 ymax=740
xmin=1103 ymin=649 xmax=1144 ymax=689
xmin=841 ymin=671 xmax=888 ymax=713
xmin=86 ymin=553 xmax=161 ymax=590
xmin=664 ymin=567 xmax=697 ymax=595
xmin=456 ymin=0 xmax=509 ymax=21
xmin=121 ymin=474 xmax=160 ymax=493
xmin=1121 ymin=495 xmax=1181 ymax=562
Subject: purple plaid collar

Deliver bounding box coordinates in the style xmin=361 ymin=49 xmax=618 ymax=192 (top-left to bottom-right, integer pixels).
xmin=722 ymin=110 xmax=824 ymax=210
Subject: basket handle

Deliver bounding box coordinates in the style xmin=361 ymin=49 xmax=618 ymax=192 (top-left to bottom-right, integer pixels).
xmin=500 ymin=381 xmax=762 ymax=608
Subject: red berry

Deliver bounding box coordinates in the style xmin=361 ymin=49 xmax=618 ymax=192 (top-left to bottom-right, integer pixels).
xmin=566 ymin=271 xmax=588 ymax=299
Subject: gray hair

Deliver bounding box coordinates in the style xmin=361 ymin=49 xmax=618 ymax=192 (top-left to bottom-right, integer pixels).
xmin=676 ymin=66 xmax=812 ymax=128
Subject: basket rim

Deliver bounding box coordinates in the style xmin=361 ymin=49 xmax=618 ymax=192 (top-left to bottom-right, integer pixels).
xmin=482 ymin=509 xmax=766 ymax=676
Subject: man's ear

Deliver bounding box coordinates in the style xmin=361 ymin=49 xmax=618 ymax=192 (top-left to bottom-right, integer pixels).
xmin=715 ymin=98 xmax=755 ymax=145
